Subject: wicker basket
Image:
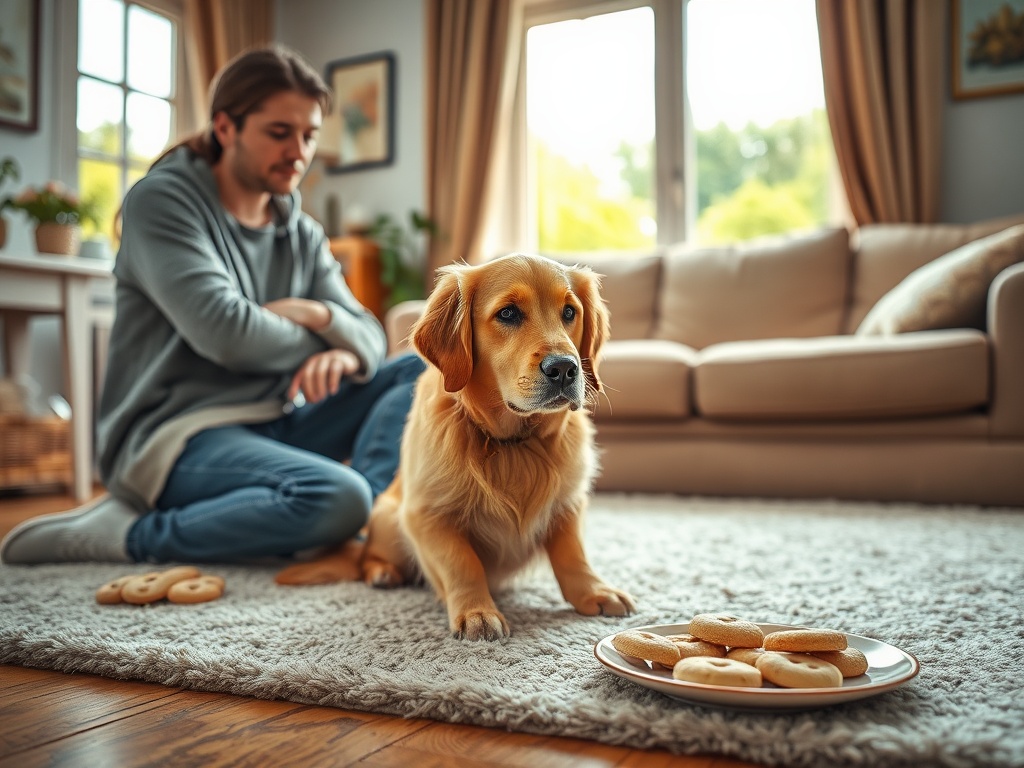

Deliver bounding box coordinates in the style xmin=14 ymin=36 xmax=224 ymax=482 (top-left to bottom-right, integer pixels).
xmin=0 ymin=414 xmax=72 ymax=490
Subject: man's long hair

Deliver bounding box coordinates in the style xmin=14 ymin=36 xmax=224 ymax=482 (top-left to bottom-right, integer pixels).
xmin=153 ymin=45 xmax=332 ymax=168
xmin=112 ymin=46 xmax=331 ymax=237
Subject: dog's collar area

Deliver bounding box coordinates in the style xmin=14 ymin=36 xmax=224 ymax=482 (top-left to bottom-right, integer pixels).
xmin=471 ymin=418 xmax=536 ymax=455
xmin=484 ymin=430 xmax=532 ymax=447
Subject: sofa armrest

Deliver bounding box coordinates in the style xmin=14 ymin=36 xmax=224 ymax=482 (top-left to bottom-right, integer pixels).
xmin=988 ymin=261 xmax=1024 ymax=437
xmin=385 ymin=299 xmax=427 ymax=356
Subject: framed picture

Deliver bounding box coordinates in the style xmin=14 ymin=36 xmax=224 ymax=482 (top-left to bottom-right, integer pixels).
xmin=322 ymin=52 xmax=396 ymax=173
xmin=0 ymin=0 xmax=40 ymax=131
xmin=952 ymin=0 xmax=1024 ymax=99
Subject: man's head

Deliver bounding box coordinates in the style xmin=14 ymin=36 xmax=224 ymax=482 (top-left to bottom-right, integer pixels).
xmin=206 ymin=46 xmax=331 ymax=196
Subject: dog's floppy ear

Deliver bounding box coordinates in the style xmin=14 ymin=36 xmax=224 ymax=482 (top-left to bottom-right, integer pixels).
xmin=413 ymin=266 xmax=474 ymax=392
xmin=573 ymin=267 xmax=610 ymax=393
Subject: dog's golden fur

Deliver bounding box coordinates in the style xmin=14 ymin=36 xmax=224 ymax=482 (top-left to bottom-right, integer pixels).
xmin=277 ymin=253 xmax=634 ymax=640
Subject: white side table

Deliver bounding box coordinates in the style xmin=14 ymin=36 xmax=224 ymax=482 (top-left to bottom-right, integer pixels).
xmin=0 ymin=252 xmax=114 ymax=502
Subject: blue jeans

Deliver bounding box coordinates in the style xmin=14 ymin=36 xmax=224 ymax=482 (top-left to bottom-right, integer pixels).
xmin=125 ymin=353 xmax=425 ymax=563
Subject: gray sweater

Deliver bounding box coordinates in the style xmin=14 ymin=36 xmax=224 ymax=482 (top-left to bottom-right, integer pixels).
xmin=97 ymin=148 xmax=386 ymax=509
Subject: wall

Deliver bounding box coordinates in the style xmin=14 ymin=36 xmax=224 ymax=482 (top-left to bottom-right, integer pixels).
xmin=941 ymin=93 xmax=1024 ymax=222
xmin=939 ymin=6 xmax=1024 ymax=222
xmin=275 ymin=0 xmax=427 ymax=232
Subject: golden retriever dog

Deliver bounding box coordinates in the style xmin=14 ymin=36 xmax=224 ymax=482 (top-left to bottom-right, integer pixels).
xmin=277 ymin=253 xmax=635 ymax=640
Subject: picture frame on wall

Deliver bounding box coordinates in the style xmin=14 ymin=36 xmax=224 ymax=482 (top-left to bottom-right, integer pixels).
xmin=321 ymin=52 xmax=396 ymax=174
xmin=952 ymin=0 xmax=1024 ymax=99
xmin=0 ymin=0 xmax=40 ymax=132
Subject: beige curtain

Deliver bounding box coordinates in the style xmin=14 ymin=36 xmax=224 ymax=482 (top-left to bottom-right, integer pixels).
xmin=816 ymin=0 xmax=943 ymax=225
xmin=183 ymin=0 xmax=275 ymax=129
xmin=425 ymin=0 xmax=518 ymax=273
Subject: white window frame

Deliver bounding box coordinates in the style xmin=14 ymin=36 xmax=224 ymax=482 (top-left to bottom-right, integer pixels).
xmin=54 ymin=0 xmax=188 ymax=197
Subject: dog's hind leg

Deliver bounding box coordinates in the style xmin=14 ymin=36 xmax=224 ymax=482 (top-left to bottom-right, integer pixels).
xmin=274 ymin=536 xmax=365 ymax=585
xmin=361 ymin=478 xmax=416 ymax=588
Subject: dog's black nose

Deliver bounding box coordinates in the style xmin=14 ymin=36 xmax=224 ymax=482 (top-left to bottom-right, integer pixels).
xmin=541 ymin=354 xmax=578 ymax=389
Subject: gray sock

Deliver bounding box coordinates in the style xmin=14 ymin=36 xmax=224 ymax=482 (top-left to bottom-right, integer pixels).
xmin=0 ymin=494 xmax=138 ymax=564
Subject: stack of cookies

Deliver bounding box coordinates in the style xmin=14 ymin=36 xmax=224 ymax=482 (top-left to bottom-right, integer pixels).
xmin=611 ymin=612 xmax=869 ymax=689
xmin=95 ymin=565 xmax=226 ymax=605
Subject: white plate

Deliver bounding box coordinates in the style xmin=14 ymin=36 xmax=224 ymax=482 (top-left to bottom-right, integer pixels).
xmin=594 ymin=622 xmax=920 ymax=711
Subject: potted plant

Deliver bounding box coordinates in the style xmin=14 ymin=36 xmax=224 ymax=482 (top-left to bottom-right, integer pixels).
xmin=367 ymin=210 xmax=438 ymax=308
xmin=0 ymin=157 xmax=20 ymax=249
xmin=2 ymin=180 xmax=99 ymax=256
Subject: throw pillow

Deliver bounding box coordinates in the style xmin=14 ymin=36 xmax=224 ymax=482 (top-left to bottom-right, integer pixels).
xmin=856 ymin=224 xmax=1024 ymax=335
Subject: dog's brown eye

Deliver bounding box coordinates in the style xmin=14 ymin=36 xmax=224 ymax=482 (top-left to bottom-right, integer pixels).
xmin=497 ymin=305 xmax=522 ymax=325
xmin=562 ymin=305 xmax=576 ymax=322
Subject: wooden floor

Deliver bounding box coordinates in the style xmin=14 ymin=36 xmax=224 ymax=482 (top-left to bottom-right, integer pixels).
xmin=0 ymin=488 xmax=761 ymax=768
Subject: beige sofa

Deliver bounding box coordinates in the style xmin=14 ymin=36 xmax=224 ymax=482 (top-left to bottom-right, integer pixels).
xmin=387 ymin=214 xmax=1024 ymax=507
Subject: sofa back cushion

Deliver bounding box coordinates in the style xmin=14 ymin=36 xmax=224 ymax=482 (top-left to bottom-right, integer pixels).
xmin=857 ymin=224 xmax=1024 ymax=335
xmin=551 ymin=251 xmax=663 ymax=340
xmin=845 ymin=212 xmax=1024 ymax=332
xmin=653 ymin=228 xmax=850 ymax=349
xmin=694 ymin=331 xmax=990 ymax=420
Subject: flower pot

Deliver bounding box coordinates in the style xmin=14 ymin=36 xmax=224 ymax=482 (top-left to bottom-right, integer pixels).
xmin=34 ymin=222 xmax=80 ymax=256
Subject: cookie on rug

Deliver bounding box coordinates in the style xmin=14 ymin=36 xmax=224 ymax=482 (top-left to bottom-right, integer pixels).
xmin=95 ymin=575 xmax=135 ymax=605
xmin=95 ymin=566 xmax=225 ymax=605
xmin=167 ymin=575 xmax=226 ymax=604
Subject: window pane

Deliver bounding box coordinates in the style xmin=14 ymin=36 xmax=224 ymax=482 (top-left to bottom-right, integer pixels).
xmin=78 ymin=77 xmax=123 ymax=155
xmin=127 ymin=5 xmax=174 ymax=97
xmin=79 ymin=157 xmax=122 ymax=239
xmin=686 ymin=0 xmax=835 ymax=244
xmin=526 ymin=8 xmax=656 ymax=253
xmin=127 ymin=92 xmax=172 ymax=164
xmin=79 ymin=0 xmax=125 ymax=82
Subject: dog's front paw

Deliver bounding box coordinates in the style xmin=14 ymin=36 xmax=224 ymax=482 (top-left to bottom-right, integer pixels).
xmin=452 ymin=609 xmax=510 ymax=641
xmin=572 ymin=584 xmax=636 ymax=617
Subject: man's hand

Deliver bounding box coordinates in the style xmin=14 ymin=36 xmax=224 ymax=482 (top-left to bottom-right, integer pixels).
xmin=263 ymin=298 xmax=331 ymax=331
xmin=289 ymin=349 xmax=361 ymax=403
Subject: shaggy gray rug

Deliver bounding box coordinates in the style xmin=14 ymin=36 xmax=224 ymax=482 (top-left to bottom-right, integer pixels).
xmin=1 ymin=494 xmax=1022 ymax=768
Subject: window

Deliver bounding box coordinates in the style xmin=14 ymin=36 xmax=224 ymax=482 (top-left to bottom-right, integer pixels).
xmin=526 ymin=7 xmax=657 ymax=252
xmin=518 ymin=0 xmax=842 ymax=253
xmin=76 ymin=0 xmax=183 ymax=239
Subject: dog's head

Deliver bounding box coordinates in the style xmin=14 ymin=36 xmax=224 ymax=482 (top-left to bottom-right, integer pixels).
xmin=412 ymin=253 xmax=609 ymax=415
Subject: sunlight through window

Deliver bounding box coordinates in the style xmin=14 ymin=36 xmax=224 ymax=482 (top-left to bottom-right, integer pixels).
xmin=526 ymin=7 xmax=656 ymax=253
xmin=520 ymin=0 xmax=841 ymax=252
xmin=687 ymin=0 xmax=838 ymax=244
xmin=77 ymin=0 xmax=179 ymax=240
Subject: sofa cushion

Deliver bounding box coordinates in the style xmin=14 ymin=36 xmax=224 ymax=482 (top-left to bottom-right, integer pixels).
xmin=845 ymin=212 xmax=1024 ymax=332
xmin=551 ymin=252 xmax=663 ymax=340
xmin=594 ymin=340 xmax=696 ymax=421
xmin=693 ymin=331 xmax=989 ymax=420
xmin=856 ymin=224 xmax=1024 ymax=336
xmin=654 ymin=228 xmax=850 ymax=349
